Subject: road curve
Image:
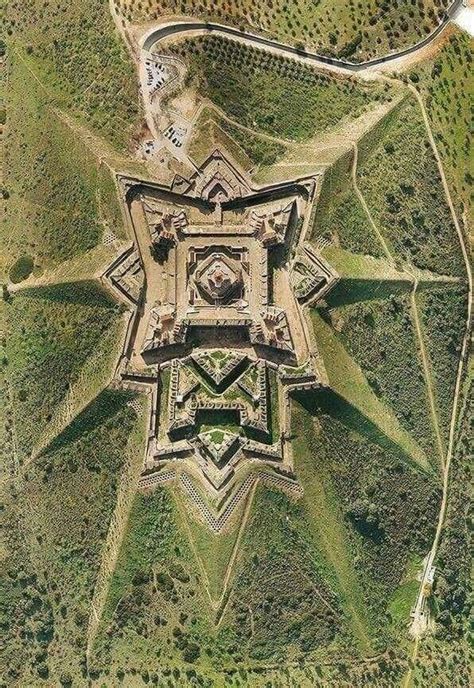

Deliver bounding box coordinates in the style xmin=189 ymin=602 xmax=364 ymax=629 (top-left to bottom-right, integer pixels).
xmin=142 ymin=0 xmax=463 ymax=72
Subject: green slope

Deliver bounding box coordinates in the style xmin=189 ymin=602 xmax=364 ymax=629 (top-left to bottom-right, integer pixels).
xmin=5 ymin=281 xmax=122 ymax=457
xmin=291 ymin=403 xmax=374 ymax=654
xmin=311 ymin=309 xmax=428 ymax=469
xmin=92 ymin=487 xmax=215 ymax=673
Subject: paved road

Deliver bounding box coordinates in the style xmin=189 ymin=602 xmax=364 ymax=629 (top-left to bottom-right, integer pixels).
xmin=142 ymin=0 xmax=464 ymax=71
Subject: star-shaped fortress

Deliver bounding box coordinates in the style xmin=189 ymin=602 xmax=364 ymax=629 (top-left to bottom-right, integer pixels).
xmin=105 ymin=150 xmax=339 ymax=531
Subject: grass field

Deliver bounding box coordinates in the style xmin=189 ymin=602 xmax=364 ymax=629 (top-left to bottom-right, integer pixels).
xmin=188 ymin=107 xmax=286 ymax=171
xmin=116 ymin=0 xmax=451 ymax=62
xmin=5 ymin=0 xmax=139 ymax=150
xmin=387 ymin=554 xmax=422 ymax=631
xmin=170 ymin=36 xmax=391 ymax=142
xmin=2 ymin=56 xmax=128 ymax=280
xmin=178 ymin=503 xmax=240 ymax=604
xmin=5 ymin=282 xmax=122 ymax=457
xmin=321 ymin=248 xmax=413 ymax=307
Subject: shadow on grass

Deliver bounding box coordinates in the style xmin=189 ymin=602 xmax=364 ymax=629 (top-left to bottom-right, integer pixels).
xmin=292 ymin=387 xmax=427 ymax=473
xmin=325 ymin=278 xmax=411 ymax=308
xmin=39 ymin=388 xmax=136 ymax=458
xmin=17 ymin=280 xmax=117 ymax=308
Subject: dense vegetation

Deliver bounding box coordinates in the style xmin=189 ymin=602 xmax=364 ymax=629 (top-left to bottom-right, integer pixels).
xmin=292 ymin=395 xmax=441 ymax=646
xmin=434 ymin=378 xmax=471 ymax=639
xmin=358 ymin=98 xmax=464 ymax=276
xmin=413 ymin=635 xmax=471 ymax=688
xmin=410 ymin=379 xmax=472 ymax=688
xmin=93 ymin=488 xmax=217 ymax=676
xmin=224 ymin=488 xmax=345 ymax=662
xmin=116 ymin=0 xmax=451 ymax=62
xmin=170 ymin=36 xmax=391 ymax=141
xmin=0 ymin=487 xmax=57 ymax=686
xmin=93 ymin=484 xmax=361 ymax=680
xmin=311 ymin=310 xmax=427 ymax=468
xmin=321 ymin=294 xmax=437 ymax=460
xmin=0 ymin=390 xmax=144 ymax=685
xmin=0 ymin=305 xmax=12 ymax=478
xmin=416 ymin=286 xmax=468 ymax=443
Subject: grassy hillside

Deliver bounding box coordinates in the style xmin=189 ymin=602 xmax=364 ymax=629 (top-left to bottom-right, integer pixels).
xmin=321 ymin=249 xmax=414 ymax=307
xmin=221 ymin=486 xmax=348 ymax=662
xmin=411 ymin=375 xmax=472 ymax=688
xmin=358 ymin=98 xmax=465 ymax=276
xmin=322 ymin=294 xmax=438 ymax=460
xmin=92 ymin=487 xmax=216 ymax=676
xmin=170 ymin=36 xmax=392 ymax=141
xmin=188 ymin=107 xmax=286 ymax=170
xmin=2 ymin=56 xmax=128 ymax=280
xmin=315 ymin=185 xmax=385 ymax=257
xmin=290 ymin=409 xmax=375 ymax=653
xmin=178 ymin=503 xmax=242 ymax=604
xmin=416 ymin=286 xmax=468 ymax=442
xmin=0 ymin=390 xmax=145 ymax=686
xmin=311 ymin=98 xmax=405 ymax=258
xmin=4 ymin=0 xmax=139 ymax=150
xmin=311 ymin=310 xmax=428 ymax=469
xmin=410 ymin=29 xmax=473 ymax=222
xmin=5 ymin=282 xmax=122 ymax=457
xmin=291 ymin=396 xmax=440 ymax=647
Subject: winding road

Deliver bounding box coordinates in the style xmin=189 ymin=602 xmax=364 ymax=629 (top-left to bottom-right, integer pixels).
xmin=141 ymin=0 xmax=464 ymax=72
